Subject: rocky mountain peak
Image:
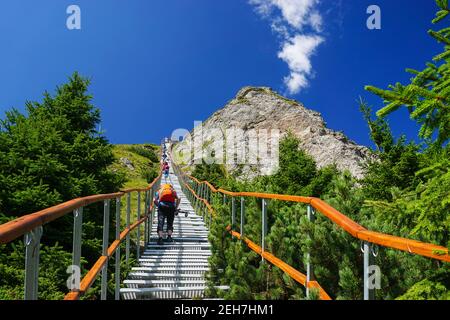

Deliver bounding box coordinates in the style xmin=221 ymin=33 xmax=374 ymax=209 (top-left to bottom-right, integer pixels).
xmin=174 ymin=86 xmax=374 ymax=180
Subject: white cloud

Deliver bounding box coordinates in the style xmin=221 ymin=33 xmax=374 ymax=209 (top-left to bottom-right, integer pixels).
xmin=309 ymin=11 xmax=323 ymax=32
xmin=278 ymin=35 xmax=323 ymax=93
xmin=249 ymin=0 xmax=324 ymax=94
xmin=250 ymin=0 xmax=319 ymax=30
xmin=273 ymin=0 xmax=318 ymax=29
xmin=283 ymin=72 xmax=308 ymax=94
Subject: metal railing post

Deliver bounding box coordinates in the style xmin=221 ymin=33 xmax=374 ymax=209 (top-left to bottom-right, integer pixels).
xmin=193 ymin=184 xmax=198 ymax=213
xmin=24 ymin=226 xmax=43 ymax=300
xmin=198 ymin=185 xmax=202 ymax=216
xmin=148 ymin=189 xmax=152 ymax=241
xmin=153 ymin=192 xmax=158 ymax=228
xmin=126 ymin=193 xmax=131 ymax=264
xmin=201 ymin=199 xmax=205 ymax=221
xmin=209 ymin=207 xmax=212 ymax=226
xmin=101 ymin=199 xmax=110 ymax=300
xmin=363 ymin=241 xmax=376 ymax=300
xmin=203 ymin=187 xmax=207 ymax=220
xmin=149 ymin=187 xmax=154 ymax=240
xmin=144 ymin=191 xmax=148 ymax=245
xmin=240 ymin=197 xmax=245 ymax=238
xmin=198 ymin=184 xmax=203 ymax=213
xmin=137 ymin=191 xmax=141 ymax=260
xmin=231 ymin=197 xmax=236 ymax=232
xmin=261 ymin=199 xmax=267 ymax=263
xmin=72 ymin=207 xmax=83 ymax=276
xmin=200 ymin=184 xmax=204 ymax=220
xmin=115 ymin=198 xmax=121 ymax=300
xmin=306 ymin=205 xmax=315 ymax=298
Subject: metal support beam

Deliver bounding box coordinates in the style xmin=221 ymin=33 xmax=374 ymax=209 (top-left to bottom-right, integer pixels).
xmin=24 ymin=226 xmax=43 ymax=300
xmin=261 ymin=199 xmax=267 ymax=263
xmin=363 ymin=241 xmax=376 ymax=300
xmin=209 ymin=208 xmax=212 ymax=226
xmin=199 ymin=184 xmax=204 ymax=209
xmin=195 ymin=184 xmax=200 ymax=214
xmin=240 ymin=197 xmax=245 ymax=238
xmin=231 ymin=197 xmax=236 ymax=232
xmin=144 ymin=191 xmax=148 ymax=245
xmin=306 ymin=205 xmax=315 ymax=298
xmin=101 ymin=199 xmax=110 ymax=300
xmin=72 ymin=207 xmax=83 ymax=273
xmin=149 ymin=187 xmax=154 ymax=239
xmin=137 ymin=191 xmax=141 ymax=260
xmin=199 ymin=185 xmax=204 ymax=220
xmin=126 ymin=193 xmax=131 ymax=264
xmin=115 ymin=198 xmax=121 ymax=300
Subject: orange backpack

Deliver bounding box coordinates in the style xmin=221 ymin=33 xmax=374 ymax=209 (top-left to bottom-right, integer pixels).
xmin=159 ymin=185 xmax=176 ymax=202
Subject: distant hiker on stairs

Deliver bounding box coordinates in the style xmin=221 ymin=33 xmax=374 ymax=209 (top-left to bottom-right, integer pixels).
xmin=154 ymin=183 xmax=180 ymax=245
xmin=163 ymin=161 xmax=170 ymax=179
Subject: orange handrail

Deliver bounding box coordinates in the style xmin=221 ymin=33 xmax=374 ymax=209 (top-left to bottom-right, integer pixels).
xmin=185 ymin=175 xmax=449 ymax=263
xmin=0 ymin=181 xmax=161 ymax=245
xmin=64 ymin=175 xmax=161 ymax=300
xmin=183 ymin=180 xmax=215 ymax=216
xmin=0 ymin=172 xmax=162 ymax=300
xmin=64 ymin=214 xmax=151 ymax=300
xmin=177 ymin=171 xmax=331 ymax=299
xmin=227 ymin=227 xmax=331 ymax=300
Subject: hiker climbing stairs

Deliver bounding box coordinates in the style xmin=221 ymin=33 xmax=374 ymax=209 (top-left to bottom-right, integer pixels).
xmin=119 ymin=163 xmax=213 ymax=300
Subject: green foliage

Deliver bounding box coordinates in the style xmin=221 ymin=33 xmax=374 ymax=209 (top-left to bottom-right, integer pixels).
xmin=359 ymin=97 xmax=395 ymax=152
xmin=358 ymin=5 xmax=450 ymax=296
xmin=365 ymin=0 xmax=450 ymax=146
xmin=0 ymin=241 xmax=77 ymax=300
xmin=397 ymin=279 xmax=449 ymax=300
xmin=269 ymin=132 xmax=317 ymax=196
xmin=111 ymin=144 xmax=160 ymax=185
xmin=0 ymin=72 xmax=124 ymax=217
xmin=192 ymin=163 xmax=228 ymax=188
xmin=125 ymin=145 xmax=159 ymax=163
xmin=201 ymin=129 xmax=448 ymax=300
xmin=366 ymin=146 xmax=450 ymax=247
xmin=0 ymin=73 xmax=126 ymax=299
xmin=202 ymin=134 xmax=345 ymax=300
xmin=202 ymin=4 xmax=450 ymax=301
xmin=360 ymin=100 xmax=421 ymax=201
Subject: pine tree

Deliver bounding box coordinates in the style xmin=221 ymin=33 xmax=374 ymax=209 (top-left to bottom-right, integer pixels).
xmin=0 ymin=73 xmax=125 ymax=299
xmin=365 ymin=0 xmax=450 ymax=146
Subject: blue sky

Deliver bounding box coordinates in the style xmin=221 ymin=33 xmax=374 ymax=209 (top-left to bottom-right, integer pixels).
xmin=0 ymin=0 xmax=443 ymax=147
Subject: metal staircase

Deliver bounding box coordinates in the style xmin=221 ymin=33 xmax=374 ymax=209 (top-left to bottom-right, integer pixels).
xmin=120 ymin=168 xmax=215 ymax=300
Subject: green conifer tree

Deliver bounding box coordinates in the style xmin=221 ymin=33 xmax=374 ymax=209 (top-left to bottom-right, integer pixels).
xmin=365 ymin=0 xmax=450 ymax=146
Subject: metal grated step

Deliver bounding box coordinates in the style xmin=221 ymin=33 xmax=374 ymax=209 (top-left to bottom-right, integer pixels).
xmin=124 ymin=279 xmax=206 ymax=288
xmin=120 ymin=166 xmax=216 ymax=300
xmin=128 ymin=272 xmax=206 ymax=280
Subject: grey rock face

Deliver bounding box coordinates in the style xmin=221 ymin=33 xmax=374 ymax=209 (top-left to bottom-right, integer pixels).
xmin=174 ymin=87 xmax=373 ymax=180
xmin=119 ymin=157 xmax=135 ymax=171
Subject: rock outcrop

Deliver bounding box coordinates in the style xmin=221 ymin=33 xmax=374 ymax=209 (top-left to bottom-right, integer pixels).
xmin=119 ymin=157 xmax=135 ymax=171
xmin=173 ymin=87 xmax=373 ymax=180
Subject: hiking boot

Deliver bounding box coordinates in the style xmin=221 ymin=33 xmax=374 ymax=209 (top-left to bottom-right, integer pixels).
xmin=157 ymin=237 xmax=164 ymax=245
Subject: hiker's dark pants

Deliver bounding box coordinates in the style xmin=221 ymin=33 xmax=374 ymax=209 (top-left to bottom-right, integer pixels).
xmin=157 ymin=204 xmax=176 ymax=233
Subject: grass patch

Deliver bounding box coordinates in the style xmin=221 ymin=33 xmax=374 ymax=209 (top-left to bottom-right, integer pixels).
xmin=109 ymin=144 xmax=160 ymax=230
